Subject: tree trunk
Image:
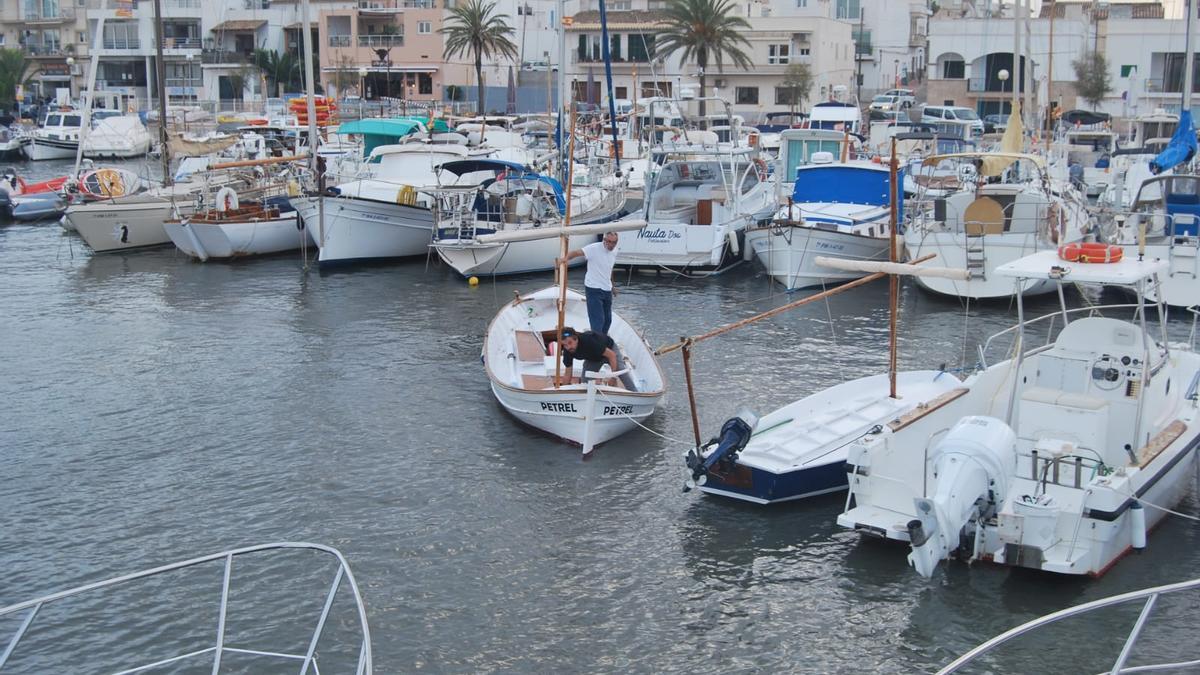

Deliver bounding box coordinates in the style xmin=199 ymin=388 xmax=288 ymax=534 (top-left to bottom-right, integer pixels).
xmin=476 ymin=51 xmax=485 ymax=115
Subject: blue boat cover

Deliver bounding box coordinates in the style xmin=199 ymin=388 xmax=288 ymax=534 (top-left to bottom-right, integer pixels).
xmin=1150 ymin=110 xmax=1197 ymax=175
xmin=793 ymin=164 xmax=903 ymax=223
xmin=443 ymin=159 xmax=566 ymax=214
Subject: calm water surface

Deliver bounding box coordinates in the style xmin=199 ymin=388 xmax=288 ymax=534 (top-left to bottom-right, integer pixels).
xmin=2 ymin=159 xmax=1199 ymax=673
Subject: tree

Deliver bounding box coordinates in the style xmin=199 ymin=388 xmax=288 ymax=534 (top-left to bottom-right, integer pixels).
xmin=253 ymin=48 xmax=301 ymax=97
xmin=442 ymin=0 xmax=518 ymax=115
xmin=654 ymin=0 xmax=752 ymax=117
xmin=1072 ymin=51 xmax=1112 ymax=110
xmin=329 ymin=54 xmax=359 ymax=100
xmin=0 ymin=48 xmax=38 ymax=109
xmin=779 ymin=63 xmax=813 ymax=117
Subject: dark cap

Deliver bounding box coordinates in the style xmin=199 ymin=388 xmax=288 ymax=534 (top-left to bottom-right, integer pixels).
xmin=561 ymin=327 xmax=577 ymax=338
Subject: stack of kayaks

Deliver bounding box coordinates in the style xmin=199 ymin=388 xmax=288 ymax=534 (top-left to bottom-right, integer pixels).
xmin=289 ymin=97 xmax=338 ymax=127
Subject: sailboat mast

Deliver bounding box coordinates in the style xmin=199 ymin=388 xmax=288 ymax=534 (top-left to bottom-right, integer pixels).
xmin=1046 ymin=0 xmax=1055 ymax=153
xmin=72 ymin=17 xmax=105 ymax=176
xmin=888 ymin=138 xmax=898 ymax=399
xmin=597 ymin=0 xmax=621 ymax=170
xmin=300 ymin=0 xmax=320 ymax=177
xmin=554 ymin=105 xmax=578 ymax=388
xmin=1022 ymin=0 xmax=1032 ymax=134
xmin=1185 ymin=0 xmax=1195 ymax=113
xmin=1012 ymin=0 xmax=1020 ymax=117
xmin=152 ymin=0 xmax=171 ymax=185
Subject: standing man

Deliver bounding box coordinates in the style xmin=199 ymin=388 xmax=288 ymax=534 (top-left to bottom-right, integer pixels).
xmin=558 ymin=231 xmax=619 ymax=334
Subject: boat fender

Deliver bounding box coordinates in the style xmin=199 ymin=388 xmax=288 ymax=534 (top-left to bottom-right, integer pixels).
xmin=1131 ymin=502 xmax=1146 ymax=550
xmin=683 ymin=409 xmax=760 ymax=491
xmin=216 ymin=187 xmax=239 ymax=213
xmin=726 ymin=228 xmax=740 ymax=257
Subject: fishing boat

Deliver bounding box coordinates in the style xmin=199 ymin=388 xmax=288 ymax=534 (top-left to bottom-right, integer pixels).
xmin=746 ymin=152 xmax=897 ymax=290
xmin=837 ymin=249 xmax=1200 ymax=578
xmin=23 ymin=109 xmax=84 ymax=161
xmin=430 ymin=159 xmax=627 ymax=277
xmin=612 ymin=137 xmax=775 ymax=273
xmin=483 ymin=285 xmax=665 ymax=455
xmin=164 ymin=193 xmax=311 ymax=261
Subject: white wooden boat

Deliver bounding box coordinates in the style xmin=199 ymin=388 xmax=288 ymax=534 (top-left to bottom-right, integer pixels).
xmin=165 ymin=195 xmax=312 ymax=261
xmin=838 ymin=250 xmax=1200 ymax=578
xmin=483 ymin=286 xmax=666 ymax=455
xmin=23 ymin=109 xmax=83 ymax=161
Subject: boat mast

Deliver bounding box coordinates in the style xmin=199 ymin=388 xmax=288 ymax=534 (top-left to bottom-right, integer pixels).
xmin=888 ymin=137 xmax=898 ymax=399
xmin=1045 ymin=0 xmax=1055 ymax=153
xmin=597 ymin=0 xmax=621 ymax=171
xmin=152 ymin=0 xmax=172 ymax=186
xmin=72 ymin=17 xmax=105 ymax=176
xmin=300 ymin=0 xmax=320 ymax=178
xmin=1184 ymin=0 xmax=1195 ymax=115
xmin=553 ymin=105 xmax=578 ymax=388
xmin=1022 ymin=0 xmax=1032 ymax=136
xmin=1012 ymin=0 xmax=1021 ymax=126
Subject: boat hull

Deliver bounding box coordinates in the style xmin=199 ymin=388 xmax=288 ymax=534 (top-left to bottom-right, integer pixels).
xmin=25 ymin=137 xmax=77 ymax=161
xmin=490 ymin=381 xmax=661 ymax=447
xmin=291 ymin=195 xmax=434 ymax=265
xmin=164 ymin=213 xmax=313 ymax=261
xmin=68 ymin=199 xmax=177 ymax=252
xmin=747 ymin=224 xmax=891 ymax=290
xmin=904 ymin=230 xmax=1056 ymax=299
xmin=434 ymin=231 xmax=595 ymax=277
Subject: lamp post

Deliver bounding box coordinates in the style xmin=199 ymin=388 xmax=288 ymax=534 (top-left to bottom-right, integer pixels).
xmin=358 ymin=66 xmax=368 ymax=117
xmin=894 ymin=59 xmax=899 ymax=89
xmin=999 ymin=68 xmax=1010 ymax=117
xmin=66 ymin=56 xmax=74 ymax=102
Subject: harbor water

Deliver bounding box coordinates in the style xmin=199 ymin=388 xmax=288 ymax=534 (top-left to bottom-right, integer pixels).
xmin=2 ymin=159 xmax=1199 ymax=673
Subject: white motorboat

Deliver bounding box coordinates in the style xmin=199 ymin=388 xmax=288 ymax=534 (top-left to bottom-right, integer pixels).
xmin=0 ymin=126 xmax=30 ymax=159
xmin=483 ymin=286 xmax=666 ymax=454
xmin=291 ymin=143 xmax=494 ymax=266
xmin=23 ymin=109 xmax=83 ymax=161
xmin=82 ymin=114 xmax=152 ymax=159
xmin=903 ymin=152 xmax=1091 ymax=299
xmin=747 ymin=152 xmax=894 ymax=290
xmin=837 ymin=250 xmax=1200 ymax=578
xmin=613 ymin=137 xmax=775 ymax=272
xmin=431 ymin=159 xmax=627 ymax=277
xmin=164 ymin=194 xmax=312 ymax=261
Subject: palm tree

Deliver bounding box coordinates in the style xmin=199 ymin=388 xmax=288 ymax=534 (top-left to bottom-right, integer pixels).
xmin=0 ymin=48 xmax=38 ymax=110
xmin=253 ymin=48 xmax=301 ymax=97
xmin=442 ymin=0 xmax=518 ymax=114
xmin=654 ymin=0 xmax=752 ymax=117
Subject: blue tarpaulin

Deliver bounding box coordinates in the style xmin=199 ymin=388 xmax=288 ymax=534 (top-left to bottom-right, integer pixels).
xmin=1150 ymin=110 xmax=1197 ymax=175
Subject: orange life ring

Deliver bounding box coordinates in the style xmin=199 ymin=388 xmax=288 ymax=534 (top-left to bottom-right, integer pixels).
xmin=753 ymin=157 xmax=768 ymax=180
xmin=1057 ymin=242 xmax=1123 ymax=264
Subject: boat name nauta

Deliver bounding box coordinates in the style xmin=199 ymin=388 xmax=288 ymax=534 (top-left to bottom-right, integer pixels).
xmin=540 ymin=401 xmax=578 ymax=413
xmin=636 ymin=228 xmax=683 ymax=242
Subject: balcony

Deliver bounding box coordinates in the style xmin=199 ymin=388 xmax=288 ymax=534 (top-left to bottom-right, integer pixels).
xmin=103 ymin=37 xmax=142 ymax=50
xmin=201 ymin=50 xmax=252 ymax=65
xmin=25 ymin=45 xmax=68 ymax=57
xmin=575 ymin=53 xmax=649 ymax=64
xmin=162 ymin=37 xmax=202 ymax=50
xmin=19 ymin=6 xmax=74 ymax=23
xmin=329 ymin=35 xmax=352 ymax=47
xmin=166 ymin=0 xmax=202 ymax=7
xmin=358 ymin=0 xmax=434 ymax=9
xmin=358 ymin=34 xmax=404 ymax=47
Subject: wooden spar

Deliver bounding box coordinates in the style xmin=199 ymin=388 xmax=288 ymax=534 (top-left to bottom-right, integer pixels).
xmin=655 ymin=253 xmax=937 ymax=356
xmin=1046 ymin=0 xmax=1056 ymax=154
xmin=208 ymin=155 xmax=309 ymax=170
xmin=888 ymin=137 xmax=899 ymax=399
xmin=553 ymin=105 xmax=578 ymax=388
xmin=681 ymin=340 xmax=702 ymax=446
xmin=152 ymin=0 xmax=172 ymax=186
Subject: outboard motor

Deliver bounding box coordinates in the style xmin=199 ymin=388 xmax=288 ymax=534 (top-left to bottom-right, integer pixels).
xmin=683 ymin=409 xmax=759 ymax=492
xmin=907 ymin=416 xmax=1016 ymax=578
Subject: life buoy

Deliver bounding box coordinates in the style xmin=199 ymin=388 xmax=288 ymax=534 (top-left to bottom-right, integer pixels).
xmin=216 ymin=186 xmax=240 ymax=213
xmin=1057 ymin=242 xmax=1123 ymax=264
xmin=753 ymin=157 xmax=768 ymax=181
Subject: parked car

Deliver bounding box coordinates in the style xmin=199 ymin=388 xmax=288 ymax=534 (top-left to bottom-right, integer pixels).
xmin=983 ymin=113 xmax=1007 ymax=134
xmin=869 ymin=94 xmax=902 ymax=112
xmin=883 ymin=88 xmax=916 ymax=108
xmin=521 ymin=60 xmax=558 ymax=72
xmin=920 ymin=105 xmax=985 ymax=135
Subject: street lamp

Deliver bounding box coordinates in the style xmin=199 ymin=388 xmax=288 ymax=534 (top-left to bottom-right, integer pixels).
xmin=894 ymin=59 xmax=899 ymax=89
xmin=66 ymin=56 xmax=74 ymax=101
xmin=998 ymin=68 xmax=1010 ymax=116
xmin=358 ymin=66 xmax=368 ymax=117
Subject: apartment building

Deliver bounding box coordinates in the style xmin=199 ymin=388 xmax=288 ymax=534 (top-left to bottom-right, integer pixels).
xmin=834 ymin=0 xmax=931 ymax=100
xmin=3 ymin=0 xmax=90 ymax=101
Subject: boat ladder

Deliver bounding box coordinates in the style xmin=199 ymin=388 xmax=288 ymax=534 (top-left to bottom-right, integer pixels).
xmin=1167 ymin=233 xmax=1199 ymax=279
xmin=965 ymin=231 xmax=987 ymax=279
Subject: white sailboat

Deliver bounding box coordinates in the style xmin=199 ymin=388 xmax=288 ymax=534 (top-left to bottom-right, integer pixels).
xmin=837 ymin=250 xmax=1200 ymax=578
xmin=164 ymin=194 xmax=312 ymax=261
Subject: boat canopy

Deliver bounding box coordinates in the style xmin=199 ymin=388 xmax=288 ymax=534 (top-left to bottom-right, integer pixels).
xmin=1150 ymin=110 xmax=1197 ymax=175
xmin=1061 ymin=109 xmax=1111 ymax=126
xmin=922 ymin=152 xmax=1045 ymax=177
xmin=336 ymin=117 xmax=448 ymax=155
xmin=442 ymin=159 xmax=566 ymax=214
xmin=792 ymin=164 xmax=902 ymax=222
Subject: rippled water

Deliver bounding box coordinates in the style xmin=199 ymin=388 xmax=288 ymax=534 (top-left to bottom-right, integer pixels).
xmin=2 ymin=159 xmax=1200 ymax=673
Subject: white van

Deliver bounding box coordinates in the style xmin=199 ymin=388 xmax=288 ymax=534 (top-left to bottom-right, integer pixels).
xmin=920 ymin=105 xmax=984 ymax=135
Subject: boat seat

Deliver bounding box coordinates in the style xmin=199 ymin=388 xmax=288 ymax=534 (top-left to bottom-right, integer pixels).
xmin=521 ymin=374 xmax=555 ymax=390
xmin=963 ymin=197 xmax=1005 ymax=235
xmin=514 ymin=330 xmax=546 ymax=362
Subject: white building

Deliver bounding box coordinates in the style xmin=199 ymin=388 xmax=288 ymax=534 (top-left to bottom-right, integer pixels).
xmin=830 ymin=0 xmax=931 ymax=101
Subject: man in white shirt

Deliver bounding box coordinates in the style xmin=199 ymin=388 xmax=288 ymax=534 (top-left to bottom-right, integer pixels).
xmin=558 ymin=231 xmax=619 ymax=333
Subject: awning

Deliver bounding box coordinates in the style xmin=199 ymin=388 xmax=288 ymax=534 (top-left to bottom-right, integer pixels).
xmin=210 ymin=20 xmax=266 ymax=32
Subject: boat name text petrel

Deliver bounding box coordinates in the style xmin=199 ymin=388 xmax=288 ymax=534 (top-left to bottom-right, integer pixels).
xmin=604 ymin=405 xmax=633 ymax=416
xmin=541 ymin=401 xmax=578 ymax=413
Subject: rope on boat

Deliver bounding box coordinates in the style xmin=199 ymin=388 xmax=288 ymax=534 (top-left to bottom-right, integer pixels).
xmin=1117 ymin=490 xmax=1200 ymax=523
xmin=593 ymin=387 xmax=695 ymax=448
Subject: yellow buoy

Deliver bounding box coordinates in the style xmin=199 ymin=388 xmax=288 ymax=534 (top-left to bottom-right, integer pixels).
xmin=468 ymin=276 xmax=480 ymax=287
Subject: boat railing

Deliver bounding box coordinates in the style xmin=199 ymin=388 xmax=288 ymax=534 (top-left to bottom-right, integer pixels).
xmin=0 ymin=542 xmax=372 ymax=674
xmin=977 ymin=304 xmax=1145 ymax=369
xmin=911 ymin=192 xmax=1066 ymax=244
xmin=939 ymin=576 xmax=1200 ymax=674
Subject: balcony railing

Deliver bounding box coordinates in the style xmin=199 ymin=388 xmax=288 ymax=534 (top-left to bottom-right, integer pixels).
xmin=166 ymin=0 xmax=202 ymax=7
xmin=19 ymin=7 xmax=74 ymax=22
xmin=358 ymin=34 xmax=404 ymax=47
xmin=103 ymin=37 xmax=142 ymax=50
xmin=24 ymin=44 xmax=65 ymax=56
xmin=329 ymin=34 xmax=352 ymax=47
xmin=162 ymin=37 xmax=202 ymax=49
xmin=201 ymin=49 xmax=251 ymax=64
xmin=165 ymin=77 xmax=202 ymax=88
xmin=358 ymin=0 xmax=434 ymax=8
xmin=576 ymin=53 xmax=649 ymax=63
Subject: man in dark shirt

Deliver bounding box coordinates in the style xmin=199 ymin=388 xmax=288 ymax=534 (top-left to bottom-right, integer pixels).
xmin=559 ymin=327 xmax=637 ymax=391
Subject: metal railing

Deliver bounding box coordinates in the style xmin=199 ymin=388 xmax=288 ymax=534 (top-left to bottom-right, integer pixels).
xmin=329 ymin=34 xmax=351 ymax=47
xmin=940 ymin=577 xmax=1200 ymax=674
xmin=102 ymin=37 xmax=142 ymax=50
xmin=161 ymin=37 xmax=202 ymax=49
xmin=0 ymin=542 xmax=372 ymax=675
xmin=358 ymin=34 xmax=404 ymax=47
xmin=19 ymin=6 xmax=73 ymax=21
xmin=200 ymin=49 xmax=250 ymax=64
xmin=977 ymin=303 xmax=1144 ymax=369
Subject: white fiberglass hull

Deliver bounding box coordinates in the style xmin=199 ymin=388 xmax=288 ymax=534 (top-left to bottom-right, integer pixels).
xmin=491 ymin=382 xmax=661 ymax=447
xmin=747 ymin=224 xmax=891 ymax=290
xmin=67 ymin=199 xmax=178 ymax=252
xmin=903 ymin=230 xmax=1057 ymax=299
xmin=291 ymin=195 xmax=433 ymax=265
xmin=1139 ymin=241 xmax=1200 ymax=308
xmin=25 ymin=137 xmax=77 ymax=161
xmin=434 ymin=233 xmax=592 ymax=277
xmin=164 ymin=213 xmax=313 ymax=261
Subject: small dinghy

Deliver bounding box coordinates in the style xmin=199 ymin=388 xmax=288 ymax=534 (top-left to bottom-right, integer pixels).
xmin=483 ymin=286 xmax=665 ymax=455
xmin=164 ymin=192 xmax=311 ymax=261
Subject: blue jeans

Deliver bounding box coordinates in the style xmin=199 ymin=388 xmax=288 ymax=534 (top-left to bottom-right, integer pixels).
xmin=585 ymin=285 xmax=612 ymax=334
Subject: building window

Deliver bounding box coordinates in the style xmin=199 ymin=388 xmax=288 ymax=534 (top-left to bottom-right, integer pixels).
xmin=836 ymin=0 xmax=860 ymax=19
xmin=1120 ymin=64 xmax=1136 ymax=77
xmin=795 ymin=0 xmax=806 ymax=6
xmin=628 ymin=34 xmax=654 ymax=62
xmin=609 ymin=0 xmax=631 ymax=8
xmin=79 ymin=31 xmax=86 ymax=43
xmin=851 ymin=29 xmax=870 ymax=55
xmin=615 ymin=86 xmax=627 ymax=99
xmin=417 ymin=21 xmax=431 ymax=34
xmin=942 ymin=59 xmax=964 ymax=79
xmin=736 ymin=87 xmax=758 ymax=104
xmin=768 ymin=44 xmax=789 ymax=65
xmin=798 ymin=47 xmax=810 ymax=57
xmin=775 ymin=87 xmax=798 ymax=105
xmin=419 ymin=72 xmax=432 ymax=94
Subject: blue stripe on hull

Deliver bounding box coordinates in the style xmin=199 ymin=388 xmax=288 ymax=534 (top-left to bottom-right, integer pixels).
xmin=701 ymin=460 xmax=848 ymax=504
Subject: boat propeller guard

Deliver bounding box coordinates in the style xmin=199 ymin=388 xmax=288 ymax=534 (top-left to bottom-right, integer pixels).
xmin=683 ymin=409 xmax=759 ymax=492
